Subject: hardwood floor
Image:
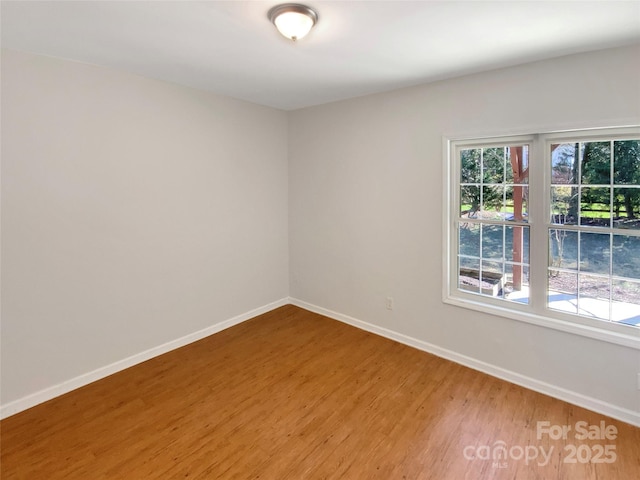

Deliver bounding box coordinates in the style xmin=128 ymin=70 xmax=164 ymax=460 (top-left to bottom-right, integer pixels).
xmin=2 ymin=305 xmax=639 ymax=479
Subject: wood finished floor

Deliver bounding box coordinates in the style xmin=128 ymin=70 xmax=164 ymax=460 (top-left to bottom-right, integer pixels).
xmin=1 ymin=305 xmax=639 ymax=479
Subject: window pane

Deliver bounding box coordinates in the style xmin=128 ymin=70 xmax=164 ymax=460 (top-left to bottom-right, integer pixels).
xmin=460 ymin=185 xmax=479 ymax=218
xmin=459 ymin=256 xmax=480 ymax=270
xmin=612 ymin=235 xmax=640 ymax=279
xmin=505 ymin=153 xmax=514 ymax=183
xmin=551 ymin=186 xmax=578 ymax=225
xmin=458 ymin=262 xmax=504 ymax=297
xmin=612 ymin=279 xmax=640 ymax=305
xmin=580 ymin=187 xmax=610 ymax=228
xmin=581 ymin=141 xmax=611 ymax=185
xmin=549 ymin=229 xmax=578 ymax=269
xmin=613 ymin=188 xmax=640 ymax=229
xmin=461 ymin=148 xmax=481 ymax=184
xmin=613 ymin=140 xmax=640 ymax=185
xmin=579 ymin=232 xmax=610 ymax=275
xmin=458 ymin=223 xmax=480 ymax=257
xmin=506 ymin=145 xmax=529 ymax=184
xmin=504 ymin=186 xmax=528 ymax=221
xmin=482 ymin=147 xmax=504 ymax=184
xmin=459 ymin=257 xmax=481 ymax=294
xmin=504 ymin=264 xmax=529 ymax=304
xmin=548 ymin=270 xmax=578 ymax=314
xmin=481 ymin=261 xmax=504 ymax=297
xmin=578 ymin=274 xmax=610 ymax=320
xmin=482 ymin=260 xmax=503 ymax=274
xmin=520 ymin=145 xmax=529 ymax=183
xmin=611 ymin=279 xmax=640 ymax=326
xmin=459 ymin=268 xmax=480 ymax=294
xmin=551 ymin=143 xmax=578 ymax=185
xmin=481 ymin=185 xmax=504 ymax=219
xmin=505 ymin=225 xmax=529 ymax=264
xmin=481 ymin=224 xmax=503 ymax=259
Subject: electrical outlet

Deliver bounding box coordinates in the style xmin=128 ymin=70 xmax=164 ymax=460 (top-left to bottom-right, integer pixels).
xmin=386 ymin=297 xmax=394 ymax=310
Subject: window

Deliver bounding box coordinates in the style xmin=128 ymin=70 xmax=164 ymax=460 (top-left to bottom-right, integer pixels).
xmin=444 ymin=127 xmax=640 ymax=347
xmin=457 ymin=142 xmax=531 ymax=304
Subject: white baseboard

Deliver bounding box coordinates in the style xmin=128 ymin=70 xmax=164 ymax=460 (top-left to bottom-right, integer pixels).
xmin=0 ymin=298 xmax=289 ymax=420
xmin=289 ymin=297 xmax=640 ymax=428
xmin=5 ymin=297 xmax=638 ymax=427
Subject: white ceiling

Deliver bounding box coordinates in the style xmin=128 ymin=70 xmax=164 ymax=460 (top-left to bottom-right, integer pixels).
xmin=2 ymin=1 xmax=640 ymax=111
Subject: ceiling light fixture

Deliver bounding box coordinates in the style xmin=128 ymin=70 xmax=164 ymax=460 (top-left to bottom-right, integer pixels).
xmin=268 ymin=3 xmax=318 ymax=41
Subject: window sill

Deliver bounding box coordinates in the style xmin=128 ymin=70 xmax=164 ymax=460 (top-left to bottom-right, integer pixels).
xmin=443 ymin=293 xmax=640 ymax=350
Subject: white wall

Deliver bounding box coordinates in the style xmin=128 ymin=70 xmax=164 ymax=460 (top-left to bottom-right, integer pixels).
xmin=3 ymin=45 xmax=640 ymax=423
xmin=1 ymin=50 xmax=289 ymax=406
xmin=289 ymin=45 xmax=640 ymax=422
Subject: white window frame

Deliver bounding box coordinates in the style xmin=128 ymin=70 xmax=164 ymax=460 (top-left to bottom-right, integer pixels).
xmin=442 ymin=126 xmax=640 ymax=350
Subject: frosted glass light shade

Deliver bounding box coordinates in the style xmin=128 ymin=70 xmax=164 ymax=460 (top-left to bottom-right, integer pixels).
xmin=268 ymin=4 xmax=318 ymax=41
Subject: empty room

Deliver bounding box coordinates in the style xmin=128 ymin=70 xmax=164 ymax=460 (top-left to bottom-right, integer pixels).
xmin=2 ymin=1 xmax=640 ymax=478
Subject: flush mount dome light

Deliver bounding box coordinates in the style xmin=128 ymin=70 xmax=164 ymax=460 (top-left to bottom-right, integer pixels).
xmin=268 ymin=3 xmax=318 ymax=41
